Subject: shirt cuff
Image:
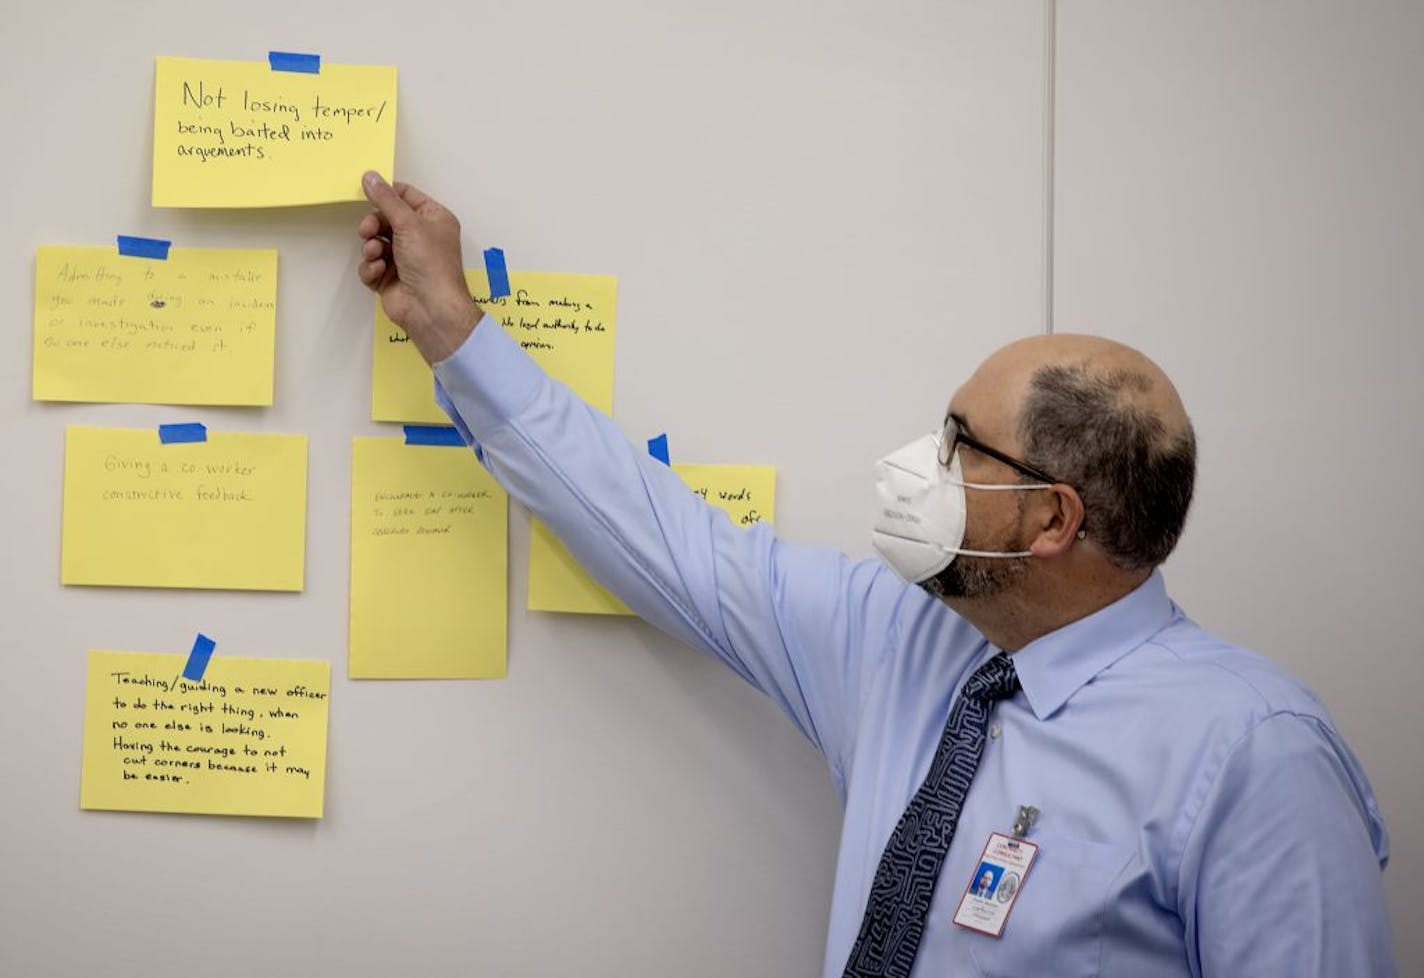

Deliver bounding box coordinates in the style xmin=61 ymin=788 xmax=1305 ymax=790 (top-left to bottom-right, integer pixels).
xmin=431 ymin=311 xmax=546 ymax=438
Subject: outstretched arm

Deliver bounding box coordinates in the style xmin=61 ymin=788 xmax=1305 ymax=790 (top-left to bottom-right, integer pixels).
xmin=352 ymin=175 xmax=921 ymax=779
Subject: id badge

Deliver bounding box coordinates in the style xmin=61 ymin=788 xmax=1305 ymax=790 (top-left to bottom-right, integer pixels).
xmin=951 ymin=832 xmax=1039 ymax=937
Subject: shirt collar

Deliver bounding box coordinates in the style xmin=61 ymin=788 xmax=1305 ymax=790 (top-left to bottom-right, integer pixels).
xmin=1009 ymin=571 xmax=1178 ymax=720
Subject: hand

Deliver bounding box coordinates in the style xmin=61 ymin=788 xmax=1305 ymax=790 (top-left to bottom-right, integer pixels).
xmin=357 ymin=172 xmax=481 ymax=364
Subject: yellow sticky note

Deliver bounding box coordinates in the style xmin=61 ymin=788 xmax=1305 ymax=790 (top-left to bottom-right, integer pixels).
xmin=33 ymin=245 xmax=278 ymax=405
xmin=349 ymin=437 xmax=508 ymax=678
xmin=152 ymin=56 xmax=397 ymax=207
xmin=373 ymin=269 xmax=617 ymax=423
xmin=81 ymin=650 xmax=330 ymax=818
xmin=62 ymin=426 xmax=307 ymax=591
xmin=528 ymin=464 xmax=776 ymax=615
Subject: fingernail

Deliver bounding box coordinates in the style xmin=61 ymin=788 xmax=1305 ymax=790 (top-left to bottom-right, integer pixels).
xmin=363 ymin=171 xmax=385 ymax=191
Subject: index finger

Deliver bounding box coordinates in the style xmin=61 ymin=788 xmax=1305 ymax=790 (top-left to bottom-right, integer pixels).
xmin=357 ymin=211 xmax=390 ymax=241
xmin=393 ymin=181 xmax=435 ymax=210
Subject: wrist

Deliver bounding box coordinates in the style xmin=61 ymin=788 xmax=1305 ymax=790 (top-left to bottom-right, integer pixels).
xmin=418 ymin=296 xmax=482 ymax=365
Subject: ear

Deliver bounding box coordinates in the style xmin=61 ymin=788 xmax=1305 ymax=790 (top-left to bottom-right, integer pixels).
xmin=1028 ymin=483 xmax=1085 ymax=559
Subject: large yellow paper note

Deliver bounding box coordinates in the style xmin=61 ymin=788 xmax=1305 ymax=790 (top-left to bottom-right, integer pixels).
xmin=529 ymin=464 xmax=776 ymax=615
xmin=152 ymin=56 xmax=397 ymax=207
xmin=62 ymin=426 xmax=307 ymax=591
xmin=350 ymin=437 xmax=508 ymax=678
xmin=81 ymin=650 xmax=330 ymax=818
xmin=373 ymin=269 xmax=617 ymax=423
xmin=33 ymin=245 xmax=277 ymax=405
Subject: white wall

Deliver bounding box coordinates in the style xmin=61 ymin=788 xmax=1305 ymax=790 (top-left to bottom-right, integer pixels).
xmin=5 ymin=1 xmax=1414 ymax=973
xmin=0 ymin=3 xmax=1048 ymax=976
xmin=1056 ymin=2 xmax=1422 ymax=970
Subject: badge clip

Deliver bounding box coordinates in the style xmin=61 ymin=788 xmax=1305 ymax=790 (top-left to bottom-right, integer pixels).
xmin=1011 ymin=804 xmax=1040 ymax=839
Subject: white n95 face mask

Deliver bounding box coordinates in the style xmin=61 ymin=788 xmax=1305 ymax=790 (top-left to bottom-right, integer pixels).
xmin=871 ymin=433 xmax=1053 ymax=584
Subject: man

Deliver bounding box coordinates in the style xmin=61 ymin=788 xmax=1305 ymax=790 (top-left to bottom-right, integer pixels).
xmin=973 ymin=869 xmax=997 ymax=900
xmin=356 ymin=172 xmax=1396 ymax=977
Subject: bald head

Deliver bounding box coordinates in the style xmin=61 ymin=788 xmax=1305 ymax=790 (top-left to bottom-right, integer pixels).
xmin=983 ymin=333 xmax=1188 ymax=438
xmin=951 ymin=333 xmax=1197 ymax=571
xmin=956 ymin=333 xmax=1190 ymax=444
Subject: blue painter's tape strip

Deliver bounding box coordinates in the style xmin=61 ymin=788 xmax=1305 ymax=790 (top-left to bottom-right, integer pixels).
xmin=404 ymin=425 xmax=464 ymax=447
xmin=269 ymin=51 xmax=321 ymax=74
xmin=116 ymin=235 xmax=171 ymax=260
xmin=183 ymin=634 xmax=217 ymax=682
xmin=647 ymin=433 xmax=670 ymax=466
xmin=159 ymin=423 xmax=207 ymax=444
xmin=483 ymin=247 xmax=511 ymax=298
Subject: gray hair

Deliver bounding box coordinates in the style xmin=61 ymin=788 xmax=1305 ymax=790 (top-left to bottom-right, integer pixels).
xmin=1018 ymin=362 xmax=1196 ymax=571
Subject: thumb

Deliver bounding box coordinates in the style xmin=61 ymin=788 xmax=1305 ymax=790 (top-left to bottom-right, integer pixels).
xmin=362 ymin=171 xmax=413 ymax=227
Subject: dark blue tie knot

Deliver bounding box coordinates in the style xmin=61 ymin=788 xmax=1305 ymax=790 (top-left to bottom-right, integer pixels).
xmin=962 ymin=652 xmax=1019 ymax=704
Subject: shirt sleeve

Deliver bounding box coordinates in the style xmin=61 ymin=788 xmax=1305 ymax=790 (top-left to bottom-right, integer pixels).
xmin=432 ymin=315 xmax=912 ymax=782
xmin=1176 ymin=711 xmax=1396 ymax=977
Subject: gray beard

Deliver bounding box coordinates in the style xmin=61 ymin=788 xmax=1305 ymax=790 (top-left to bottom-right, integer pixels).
xmin=922 ymin=552 xmax=1029 ymax=599
xmin=923 ymin=495 xmax=1032 ymax=600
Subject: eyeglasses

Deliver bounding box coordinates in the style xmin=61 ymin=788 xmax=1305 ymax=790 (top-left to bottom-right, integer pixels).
xmin=938 ymin=413 xmax=1061 ymax=485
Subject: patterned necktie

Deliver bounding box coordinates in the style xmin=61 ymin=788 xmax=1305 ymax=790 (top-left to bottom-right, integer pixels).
xmin=842 ymin=651 xmax=1021 ymax=978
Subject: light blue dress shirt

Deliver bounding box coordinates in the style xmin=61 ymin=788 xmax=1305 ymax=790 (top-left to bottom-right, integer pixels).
xmin=434 ymin=314 xmax=1396 ymax=977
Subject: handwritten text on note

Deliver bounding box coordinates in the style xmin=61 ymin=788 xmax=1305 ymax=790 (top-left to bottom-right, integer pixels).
xmin=152 ymin=56 xmax=397 ymax=207
xmin=33 ymin=245 xmax=277 ymax=405
xmin=349 ymin=437 xmax=508 ymax=678
xmin=373 ymin=269 xmax=617 ymax=423
xmin=62 ymin=426 xmax=308 ymax=591
xmin=82 ymin=650 xmax=330 ymax=818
